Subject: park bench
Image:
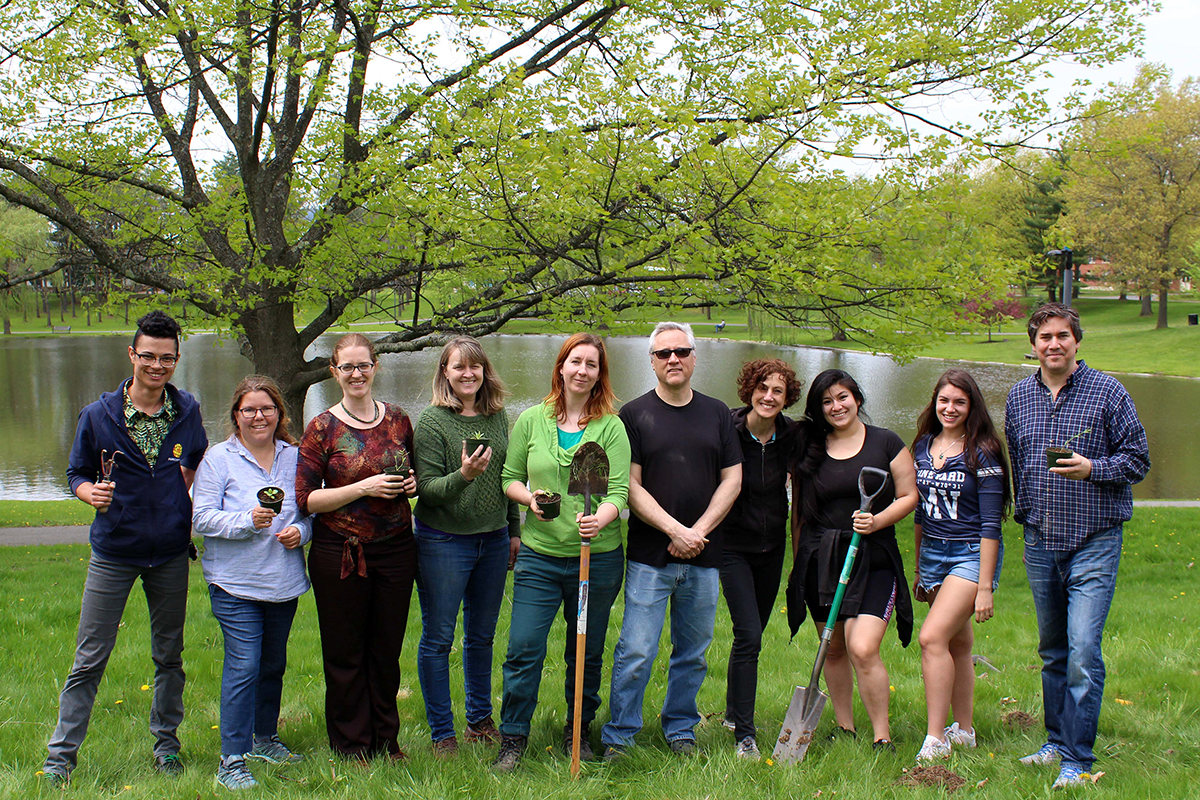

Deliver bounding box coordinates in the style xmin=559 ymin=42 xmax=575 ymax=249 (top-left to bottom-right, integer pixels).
xmin=52 ymin=326 xmax=71 ymax=333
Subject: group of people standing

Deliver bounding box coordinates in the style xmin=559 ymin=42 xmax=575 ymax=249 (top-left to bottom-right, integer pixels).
xmin=41 ymin=302 xmax=1149 ymax=793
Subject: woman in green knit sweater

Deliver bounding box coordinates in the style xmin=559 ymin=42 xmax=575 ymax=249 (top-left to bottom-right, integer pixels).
xmin=491 ymin=333 xmax=631 ymax=772
xmin=412 ymin=336 xmax=520 ymax=754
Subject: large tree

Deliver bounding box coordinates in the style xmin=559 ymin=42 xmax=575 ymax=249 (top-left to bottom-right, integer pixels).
xmin=0 ymin=0 xmax=1142 ymax=418
xmin=1065 ymin=66 xmax=1200 ymax=329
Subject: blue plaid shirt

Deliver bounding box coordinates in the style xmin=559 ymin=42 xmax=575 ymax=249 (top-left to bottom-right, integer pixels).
xmin=1004 ymin=361 xmax=1150 ymax=551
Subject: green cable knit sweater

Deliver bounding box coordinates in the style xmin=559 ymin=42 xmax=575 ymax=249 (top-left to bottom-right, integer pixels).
xmin=412 ymin=404 xmax=520 ymax=536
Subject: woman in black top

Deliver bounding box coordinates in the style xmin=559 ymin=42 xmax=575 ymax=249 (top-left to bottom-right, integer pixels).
xmin=720 ymin=359 xmax=801 ymax=760
xmin=788 ymin=369 xmax=918 ymax=749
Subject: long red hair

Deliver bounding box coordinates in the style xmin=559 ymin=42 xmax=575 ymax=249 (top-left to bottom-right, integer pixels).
xmin=544 ymin=333 xmax=616 ymax=425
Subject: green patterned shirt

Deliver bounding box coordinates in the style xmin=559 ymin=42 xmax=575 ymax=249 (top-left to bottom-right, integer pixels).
xmin=123 ymin=382 xmax=178 ymax=466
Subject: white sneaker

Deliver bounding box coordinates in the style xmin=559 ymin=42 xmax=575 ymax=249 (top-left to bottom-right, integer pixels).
xmin=1019 ymin=742 xmax=1062 ymax=766
xmin=944 ymin=722 xmax=976 ymax=748
xmin=735 ymin=736 xmax=761 ymax=761
xmin=916 ymin=735 xmax=952 ymax=764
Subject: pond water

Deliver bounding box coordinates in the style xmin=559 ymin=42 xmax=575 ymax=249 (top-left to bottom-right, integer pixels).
xmin=0 ymin=333 xmax=1193 ymax=500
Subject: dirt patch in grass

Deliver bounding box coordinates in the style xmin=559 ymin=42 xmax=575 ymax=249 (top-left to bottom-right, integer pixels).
xmin=897 ymin=765 xmax=967 ymax=793
xmin=1002 ymin=710 xmax=1038 ymax=730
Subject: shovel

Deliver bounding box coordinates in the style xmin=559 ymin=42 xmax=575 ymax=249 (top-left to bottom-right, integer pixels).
xmin=567 ymin=442 xmax=609 ymax=777
xmin=773 ymin=466 xmax=891 ymax=765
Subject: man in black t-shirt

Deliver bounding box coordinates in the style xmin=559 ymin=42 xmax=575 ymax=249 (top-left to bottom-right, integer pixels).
xmin=600 ymin=322 xmax=742 ymax=757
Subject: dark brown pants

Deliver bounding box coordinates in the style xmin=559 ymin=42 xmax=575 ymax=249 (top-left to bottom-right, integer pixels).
xmin=309 ymin=531 xmax=416 ymax=757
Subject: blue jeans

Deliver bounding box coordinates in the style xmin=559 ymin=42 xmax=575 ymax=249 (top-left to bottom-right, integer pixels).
xmin=45 ymin=552 xmax=189 ymax=774
xmin=601 ymin=560 xmax=720 ymax=748
xmin=208 ymin=585 xmax=298 ymax=756
xmin=499 ymin=544 xmax=624 ymax=736
xmin=1024 ymin=525 xmax=1122 ymax=770
xmin=414 ymin=520 xmax=509 ymax=742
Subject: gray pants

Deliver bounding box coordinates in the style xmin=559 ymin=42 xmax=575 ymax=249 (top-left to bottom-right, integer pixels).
xmin=44 ymin=552 xmax=189 ymax=774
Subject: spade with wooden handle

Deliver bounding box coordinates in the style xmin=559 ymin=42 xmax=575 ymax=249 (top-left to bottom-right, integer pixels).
xmin=566 ymin=442 xmax=609 ymax=777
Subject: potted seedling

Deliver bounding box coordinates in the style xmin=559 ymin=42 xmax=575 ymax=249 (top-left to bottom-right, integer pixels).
xmin=383 ymin=449 xmax=411 ymax=476
xmin=535 ymin=490 xmax=562 ymax=520
xmin=464 ymin=427 xmax=489 ymax=455
xmin=1046 ymin=428 xmax=1092 ymax=470
xmin=257 ymin=486 xmax=285 ymax=514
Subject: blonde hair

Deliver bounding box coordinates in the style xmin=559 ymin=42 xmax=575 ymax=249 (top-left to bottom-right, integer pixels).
xmin=431 ymin=336 xmax=508 ymax=415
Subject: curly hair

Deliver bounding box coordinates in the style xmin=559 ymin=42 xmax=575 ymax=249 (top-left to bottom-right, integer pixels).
xmin=735 ymin=358 xmax=802 ymax=409
xmin=132 ymin=310 xmax=181 ymax=350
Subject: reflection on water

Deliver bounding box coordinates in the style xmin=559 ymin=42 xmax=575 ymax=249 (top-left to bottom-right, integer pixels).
xmin=1 ymin=333 xmax=1194 ymax=500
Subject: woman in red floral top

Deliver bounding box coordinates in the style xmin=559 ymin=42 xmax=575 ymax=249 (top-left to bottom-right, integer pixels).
xmin=296 ymin=333 xmax=418 ymax=761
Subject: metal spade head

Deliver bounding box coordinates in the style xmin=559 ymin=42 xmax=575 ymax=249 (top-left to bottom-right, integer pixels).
xmin=567 ymin=442 xmax=609 ymax=510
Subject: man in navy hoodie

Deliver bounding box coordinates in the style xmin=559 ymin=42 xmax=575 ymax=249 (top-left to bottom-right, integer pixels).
xmin=43 ymin=311 xmax=208 ymax=786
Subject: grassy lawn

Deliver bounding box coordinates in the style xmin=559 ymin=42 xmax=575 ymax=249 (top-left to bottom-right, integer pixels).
xmin=0 ymin=500 xmax=93 ymax=527
xmin=1 ymin=510 xmax=1196 ymax=798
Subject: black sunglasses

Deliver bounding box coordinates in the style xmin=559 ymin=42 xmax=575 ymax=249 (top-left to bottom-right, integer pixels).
xmin=651 ymin=347 xmax=695 ymax=361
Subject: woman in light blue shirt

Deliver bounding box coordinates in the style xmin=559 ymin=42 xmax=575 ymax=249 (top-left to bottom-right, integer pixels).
xmin=193 ymin=375 xmax=312 ymax=790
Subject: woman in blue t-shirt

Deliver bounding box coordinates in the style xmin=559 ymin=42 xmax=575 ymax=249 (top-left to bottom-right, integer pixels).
xmin=910 ymin=368 xmax=1011 ymax=763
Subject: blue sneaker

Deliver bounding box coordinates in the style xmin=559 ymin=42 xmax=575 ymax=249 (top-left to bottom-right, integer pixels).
xmin=248 ymin=735 xmax=303 ymax=764
xmin=1020 ymin=742 xmax=1061 ymax=766
xmin=1052 ymin=763 xmax=1090 ymax=789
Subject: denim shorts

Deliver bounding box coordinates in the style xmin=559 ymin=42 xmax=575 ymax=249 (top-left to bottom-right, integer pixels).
xmin=918 ymin=536 xmax=1003 ymax=592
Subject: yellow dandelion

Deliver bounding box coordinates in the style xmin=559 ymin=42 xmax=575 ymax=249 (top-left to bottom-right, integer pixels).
xmin=140 ymin=684 xmax=150 ymax=691
xmin=115 ymin=700 xmax=123 ymax=705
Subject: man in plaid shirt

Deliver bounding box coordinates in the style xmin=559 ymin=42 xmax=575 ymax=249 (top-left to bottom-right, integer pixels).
xmin=1004 ymin=303 xmax=1149 ymax=789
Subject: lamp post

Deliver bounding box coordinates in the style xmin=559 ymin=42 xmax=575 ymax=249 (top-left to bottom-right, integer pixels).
xmin=1045 ymin=248 xmax=1074 ymax=308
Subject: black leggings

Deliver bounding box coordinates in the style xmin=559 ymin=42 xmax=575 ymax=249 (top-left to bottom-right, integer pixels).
xmin=719 ymin=546 xmax=785 ymax=741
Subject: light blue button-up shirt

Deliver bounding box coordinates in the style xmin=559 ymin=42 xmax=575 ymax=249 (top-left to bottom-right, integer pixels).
xmin=193 ymin=435 xmax=312 ymax=602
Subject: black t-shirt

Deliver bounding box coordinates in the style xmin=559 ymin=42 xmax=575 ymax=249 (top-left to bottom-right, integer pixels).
xmin=620 ymin=389 xmax=743 ymax=569
xmin=809 ymin=425 xmax=905 ymax=568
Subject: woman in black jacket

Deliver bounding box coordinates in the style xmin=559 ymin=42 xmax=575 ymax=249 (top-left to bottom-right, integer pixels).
xmin=720 ymin=358 xmax=801 ymax=760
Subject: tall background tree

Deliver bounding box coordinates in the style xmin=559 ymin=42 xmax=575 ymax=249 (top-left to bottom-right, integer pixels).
xmin=0 ymin=0 xmax=1143 ymax=421
xmin=1065 ymin=65 xmax=1200 ymax=329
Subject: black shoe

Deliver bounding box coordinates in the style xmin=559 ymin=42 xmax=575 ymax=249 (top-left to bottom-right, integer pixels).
xmin=602 ymin=744 xmax=626 ymax=762
xmin=827 ymin=726 xmax=858 ymax=742
xmin=668 ymin=737 xmax=698 ymax=756
xmin=562 ymin=722 xmax=594 ymax=761
xmin=872 ymin=739 xmax=896 ymax=753
xmin=491 ymin=734 xmax=528 ymax=773
xmin=154 ymin=753 xmax=185 ymax=775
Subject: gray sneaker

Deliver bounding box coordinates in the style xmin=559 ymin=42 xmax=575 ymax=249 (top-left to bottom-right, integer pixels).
xmin=735 ymin=736 xmax=761 ymax=761
xmin=215 ymin=756 xmax=258 ymax=790
xmin=1020 ymin=742 xmax=1062 ymax=766
xmin=248 ymin=735 xmax=303 ymax=764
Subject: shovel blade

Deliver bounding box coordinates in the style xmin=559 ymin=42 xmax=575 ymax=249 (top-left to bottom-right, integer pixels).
xmin=772 ymin=685 xmax=827 ymax=764
xmin=568 ymin=442 xmax=609 ymax=498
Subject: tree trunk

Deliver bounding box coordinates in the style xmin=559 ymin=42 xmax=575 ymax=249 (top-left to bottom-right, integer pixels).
xmin=1139 ymin=291 xmax=1152 ymax=316
xmin=2 ymin=315 xmax=9 ymax=335
xmin=1156 ymin=280 xmax=1169 ymax=329
xmin=241 ymin=302 xmax=322 ymax=440
xmin=1046 ymin=283 xmax=1056 ymax=302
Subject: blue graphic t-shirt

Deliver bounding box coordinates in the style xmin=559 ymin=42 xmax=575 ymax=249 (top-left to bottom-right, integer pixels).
xmin=913 ymin=435 xmax=1004 ymax=541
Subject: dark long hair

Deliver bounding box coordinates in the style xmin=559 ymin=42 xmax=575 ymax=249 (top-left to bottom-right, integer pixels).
xmin=912 ymin=368 xmax=1011 ymax=517
xmin=792 ymin=369 xmax=867 ymax=524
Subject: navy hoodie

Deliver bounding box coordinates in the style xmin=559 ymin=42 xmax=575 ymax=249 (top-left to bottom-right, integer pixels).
xmin=66 ymin=379 xmax=207 ymax=567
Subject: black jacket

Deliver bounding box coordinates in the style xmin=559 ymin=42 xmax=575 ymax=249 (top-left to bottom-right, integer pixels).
xmin=722 ymin=407 xmax=796 ymax=554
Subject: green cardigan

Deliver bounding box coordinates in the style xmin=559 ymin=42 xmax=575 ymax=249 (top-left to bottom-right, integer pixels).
xmin=501 ymin=401 xmax=630 ymax=558
xmin=413 ymin=404 xmax=520 ymax=536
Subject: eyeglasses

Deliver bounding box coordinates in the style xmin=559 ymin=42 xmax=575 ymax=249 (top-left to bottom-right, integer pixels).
xmin=335 ymin=363 xmax=376 ymax=375
xmin=133 ymin=351 xmax=179 ymax=367
xmin=237 ymin=405 xmax=278 ymax=420
xmin=651 ymin=347 xmax=695 ymax=361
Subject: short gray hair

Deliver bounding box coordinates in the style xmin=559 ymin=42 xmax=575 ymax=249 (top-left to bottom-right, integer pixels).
xmin=648 ymin=321 xmax=696 ymax=353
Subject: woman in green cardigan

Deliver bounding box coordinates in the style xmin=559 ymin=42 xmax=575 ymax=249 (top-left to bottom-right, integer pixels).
xmin=412 ymin=336 xmax=520 ymax=754
xmin=491 ymin=333 xmax=631 ymax=772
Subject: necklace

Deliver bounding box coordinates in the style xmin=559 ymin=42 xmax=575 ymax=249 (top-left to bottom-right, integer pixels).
xmin=934 ymin=434 xmax=965 ymax=459
xmin=340 ymin=400 xmax=379 ymax=425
